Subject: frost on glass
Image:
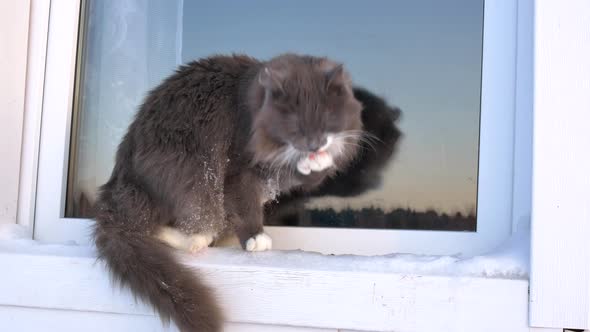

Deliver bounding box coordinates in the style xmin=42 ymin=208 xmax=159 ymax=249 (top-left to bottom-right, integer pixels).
xmin=68 ymin=0 xmax=184 ymax=215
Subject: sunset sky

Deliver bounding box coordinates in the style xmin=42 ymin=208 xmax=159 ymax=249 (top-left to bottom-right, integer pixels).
xmin=73 ymin=0 xmax=484 ymax=216
xmin=183 ymin=0 xmax=484 ymax=214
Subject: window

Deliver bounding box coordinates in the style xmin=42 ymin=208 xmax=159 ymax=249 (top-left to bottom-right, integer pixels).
xmin=34 ymin=0 xmax=519 ymax=256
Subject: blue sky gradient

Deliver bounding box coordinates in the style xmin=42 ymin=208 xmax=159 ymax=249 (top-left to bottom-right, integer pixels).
xmin=72 ymin=0 xmax=484 ymax=216
xmin=182 ymin=0 xmax=484 ymax=213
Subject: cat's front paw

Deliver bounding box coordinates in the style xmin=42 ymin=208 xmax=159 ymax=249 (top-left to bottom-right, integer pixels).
xmin=297 ymin=151 xmax=334 ymax=175
xmin=309 ymin=151 xmax=334 ymax=172
xmin=297 ymin=158 xmax=312 ymax=175
xmin=245 ymin=233 xmax=273 ymax=252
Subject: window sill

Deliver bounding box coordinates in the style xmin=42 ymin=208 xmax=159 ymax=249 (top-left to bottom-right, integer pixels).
xmin=0 ymin=227 xmax=533 ymax=332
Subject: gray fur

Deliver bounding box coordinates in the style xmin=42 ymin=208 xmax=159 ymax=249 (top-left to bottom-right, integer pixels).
xmin=93 ymin=53 xmax=362 ymax=331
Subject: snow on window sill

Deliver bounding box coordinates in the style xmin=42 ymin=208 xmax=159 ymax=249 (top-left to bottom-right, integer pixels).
xmin=0 ymin=223 xmax=531 ymax=331
xmin=0 ymin=223 xmax=529 ymax=279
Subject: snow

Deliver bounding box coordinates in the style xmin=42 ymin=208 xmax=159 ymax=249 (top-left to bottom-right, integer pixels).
xmin=0 ymin=222 xmax=529 ymax=279
xmin=0 ymin=223 xmax=95 ymax=257
xmin=187 ymin=225 xmax=530 ymax=279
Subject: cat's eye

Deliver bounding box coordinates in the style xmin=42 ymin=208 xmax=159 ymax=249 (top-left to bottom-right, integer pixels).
xmin=275 ymin=104 xmax=294 ymax=116
xmin=271 ymin=89 xmax=286 ymax=100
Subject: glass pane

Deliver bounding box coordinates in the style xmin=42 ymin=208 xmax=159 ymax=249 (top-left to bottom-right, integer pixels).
xmin=68 ymin=0 xmax=483 ymax=232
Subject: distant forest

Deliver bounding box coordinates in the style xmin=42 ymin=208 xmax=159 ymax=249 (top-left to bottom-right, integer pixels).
xmin=265 ymin=206 xmax=477 ymax=231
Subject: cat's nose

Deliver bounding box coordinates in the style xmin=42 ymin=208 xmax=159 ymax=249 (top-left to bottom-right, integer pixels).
xmin=307 ymin=138 xmax=327 ymax=152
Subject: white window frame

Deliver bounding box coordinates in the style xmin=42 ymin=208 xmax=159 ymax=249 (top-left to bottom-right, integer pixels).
xmin=31 ymin=0 xmax=523 ymax=256
xmin=0 ymin=0 xmax=31 ymax=226
xmin=4 ymin=0 xmax=590 ymax=331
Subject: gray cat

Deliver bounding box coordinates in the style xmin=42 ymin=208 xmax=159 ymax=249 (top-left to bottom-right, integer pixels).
xmin=93 ymin=53 xmax=363 ymax=331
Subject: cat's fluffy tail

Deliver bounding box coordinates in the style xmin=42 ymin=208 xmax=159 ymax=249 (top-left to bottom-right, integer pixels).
xmin=93 ymin=223 xmax=223 ymax=332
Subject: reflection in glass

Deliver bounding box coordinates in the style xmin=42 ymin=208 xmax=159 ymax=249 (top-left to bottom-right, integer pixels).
xmin=68 ymin=0 xmax=483 ymax=231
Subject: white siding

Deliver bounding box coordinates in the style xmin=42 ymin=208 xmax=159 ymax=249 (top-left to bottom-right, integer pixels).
xmin=530 ymin=0 xmax=590 ymax=329
xmin=0 ymin=252 xmax=531 ymax=332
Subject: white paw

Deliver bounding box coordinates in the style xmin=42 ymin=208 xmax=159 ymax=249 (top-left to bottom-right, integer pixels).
xmin=297 ymin=152 xmax=334 ymax=174
xmin=297 ymin=158 xmax=312 ymax=175
xmin=245 ymin=233 xmax=273 ymax=252
xmin=308 ymin=151 xmax=334 ymax=172
xmin=187 ymin=233 xmax=214 ymax=254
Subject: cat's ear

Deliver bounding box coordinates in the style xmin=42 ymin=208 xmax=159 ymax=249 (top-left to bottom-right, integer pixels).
xmin=326 ymin=64 xmax=344 ymax=86
xmin=258 ymin=67 xmax=285 ymax=93
xmin=325 ymin=64 xmax=348 ymax=96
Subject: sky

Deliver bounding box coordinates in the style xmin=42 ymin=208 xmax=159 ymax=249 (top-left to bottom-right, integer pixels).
xmin=182 ymin=0 xmax=484 ymax=214
xmin=72 ymin=0 xmax=484 ymax=217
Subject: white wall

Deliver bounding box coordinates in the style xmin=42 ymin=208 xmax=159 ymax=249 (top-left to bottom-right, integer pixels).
xmin=0 ymin=1 xmax=31 ymax=224
xmin=529 ymin=0 xmax=590 ymax=329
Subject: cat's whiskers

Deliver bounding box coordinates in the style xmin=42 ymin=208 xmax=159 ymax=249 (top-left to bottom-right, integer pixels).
xmin=333 ymin=130 xmax=380 ymax=152
xmin=265 ymin=144 xmax=303 ymax=181
xmin=264 ymin=130 xmax=371 ymax=179
xmin=339 ymin=129 xmax=381 ymax=142
xmin=275 ymin=147 xmax=294 ymax=178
